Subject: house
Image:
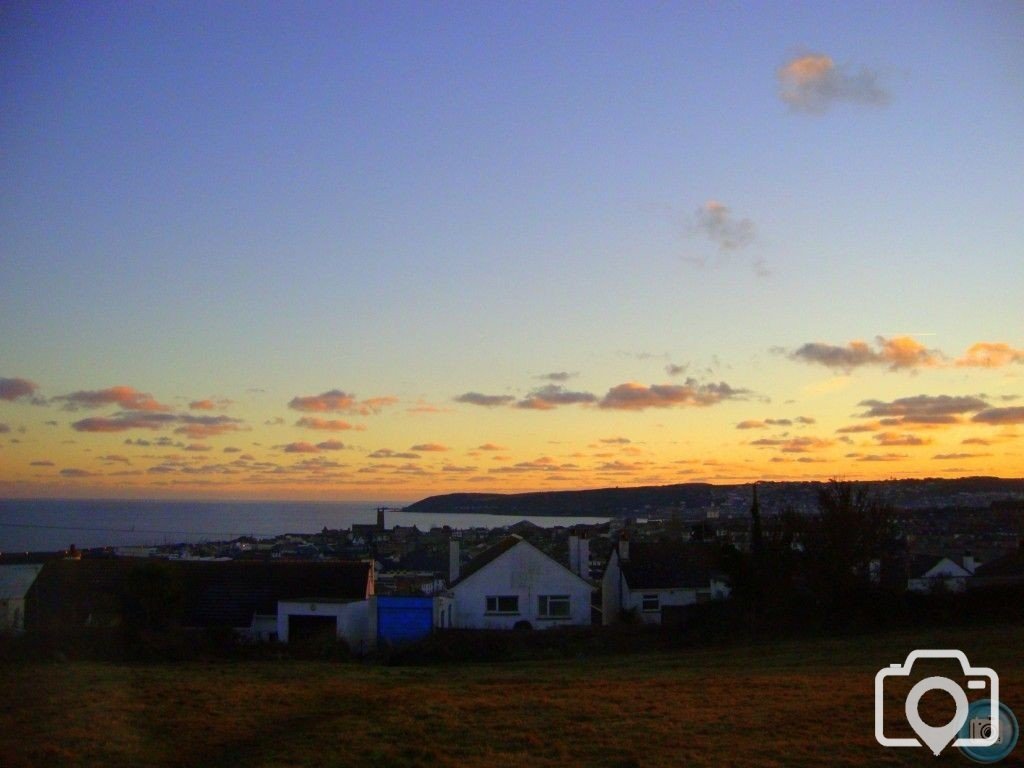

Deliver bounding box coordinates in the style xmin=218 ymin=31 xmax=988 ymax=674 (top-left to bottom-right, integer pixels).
xmin=602 ymin=538 xmax=730 ymax=625
xmin=26 ymin=559 xmax=375 ymax=645
xmin=906 ymin=554 xmax=976 ymax=593
xmin=969 ymin=551 xmax=1024 ymax=589
xmin=438 ymin=535 xmax=593 ymax=630
xmin=0 ymin=564 xmax=44 ymax=634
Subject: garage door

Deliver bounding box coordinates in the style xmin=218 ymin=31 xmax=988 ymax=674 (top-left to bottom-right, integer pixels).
xmin=376 ymin=596 xmax=433 ymax=646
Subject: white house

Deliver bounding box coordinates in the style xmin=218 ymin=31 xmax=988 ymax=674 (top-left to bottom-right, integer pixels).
xmin=0 ymin=564 xmax=43 ymax=634
xmin=907 ymin=554 xmax=976 ymax=593
xmin=602 ymin=538 xmax=730 ymax=625
xmin=439 ymin=535 xmax=593 ymax=630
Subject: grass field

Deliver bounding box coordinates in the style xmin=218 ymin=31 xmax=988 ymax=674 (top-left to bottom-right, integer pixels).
xmin=3 ymin=624 xmax=1022 ymax=767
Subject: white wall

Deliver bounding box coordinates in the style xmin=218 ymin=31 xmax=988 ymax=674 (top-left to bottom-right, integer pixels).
xmin=277 ymin=599 xmax=371 ymax=653
xmin=602 ymin=549 xmax=731 ymax=625
xmin=449 ymin=540 xmax=592 ymax=630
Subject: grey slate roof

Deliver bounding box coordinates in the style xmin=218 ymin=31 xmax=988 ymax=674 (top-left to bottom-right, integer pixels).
xmin=616 ymin=542 xmax=720 ymax=590
xmin=27 ymin=559 xmax=372 ymax=630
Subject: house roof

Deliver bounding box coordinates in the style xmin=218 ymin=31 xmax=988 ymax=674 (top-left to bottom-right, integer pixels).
xmin=0 ymin=564 xmax=43 ymax=600
xmin=27 ymin=559 xmax=372 ymax=630
xmin=974 ymin=552 xmax=1024 ymax=579
xmin=450 ymin=534 xmax=594 ymax=590
xmin=450 ymin=535 xmax=522 ymax=587
xmin=908 ymin=554 xmax=973 ymax=579
xmin=614 ymin=542 xmax=720 ymax=590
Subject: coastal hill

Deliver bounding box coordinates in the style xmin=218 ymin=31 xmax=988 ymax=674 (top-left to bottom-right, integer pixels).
xmin=403 ymin=476 xmax=1024 ymax=518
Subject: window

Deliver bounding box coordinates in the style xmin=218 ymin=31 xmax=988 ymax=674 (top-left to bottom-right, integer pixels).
xmin=538 ymin=595 xmax=570 ymax=618
xmin=641 ymin=594 xmax=660 ymax=612
xmin=485 ymin=595 xmax=519 ymax=614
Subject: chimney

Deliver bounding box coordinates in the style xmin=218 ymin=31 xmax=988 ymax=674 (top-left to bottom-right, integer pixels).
xmin=618 ymin=531 xmax=629 ymax=562
xmin=568 ymin=534 xmax=580 ymax=575
xmin=577 ymin=534 xmax=590 ymax=579
xmin=449 ymin=536 xmax=461 ymax=583
xmin=963 ymin=552 xmax=976 ymax=574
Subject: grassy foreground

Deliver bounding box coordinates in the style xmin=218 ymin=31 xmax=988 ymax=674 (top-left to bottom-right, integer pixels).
xmin=2 ymin=624 xmax=1022 ymax=768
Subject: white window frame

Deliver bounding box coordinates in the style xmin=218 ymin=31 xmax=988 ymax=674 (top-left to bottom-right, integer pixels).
xmin=537 ymin=594 xmax=571 ymax=619
xmin=485 ymin=595 xmax=520 ymax=615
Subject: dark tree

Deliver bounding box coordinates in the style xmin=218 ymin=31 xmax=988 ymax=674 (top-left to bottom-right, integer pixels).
xmin=805 ymin=480 xmax=895 ymax=598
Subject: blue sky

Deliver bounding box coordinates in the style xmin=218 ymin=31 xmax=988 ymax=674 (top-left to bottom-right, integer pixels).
xmin=1 ymin=2 xmax=1022 ymax=498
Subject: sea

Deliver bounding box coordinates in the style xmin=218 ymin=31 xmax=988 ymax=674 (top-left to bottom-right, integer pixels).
xmin=0 ymin=499 xmax=610 ymax=554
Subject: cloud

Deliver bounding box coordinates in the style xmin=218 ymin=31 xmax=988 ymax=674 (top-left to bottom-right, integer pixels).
xmin=836 ymin=423 xmax=879 ymax=433
xmin=665 ymin=364 xmax=688 ymax=377
xmin=736 ymin=420 xmax=766 ymax=430
xmin=873 ymin=432 xmax=932 ymax=447
xmin=369 ymin=449 xmax=421 ymax=459
xmin=858 ymin=395 xmax=989 ymax=425
xmin=184 ymin=444 xmax=212 ymax=452
xmin=173 ymin=414 xmax=244 ymax=439
xmin=99 ymin=454 xmax=131 ymax=463
xmin=933 ymin=452 xmax=991 ymax=460
xmin=410 ymin=443 xmax=449 ymax=452
xmin=853 ymin=453 xmax=906 ymax=462
xmin=751 ymin=436 xmax=834 ymax=453
xmin=789 ymin=336 xmax=942 ymax=372
xmin=294 ymin=417 xmax=363 ymax=431
xmin=30 ymin=460 xmax=55 ymax=467
xmin=288 ymin=389 xmax=397 ymax=415
xmin=516 ymin=385 xmax=597 ymax=410
xmin=0 ymin=377 xmax=38 ymax=402
xmin=599 ymin=437 xmax=632 ymax=444
xmin=693 ymin=200 xmax=755 ymax=251
xmin=598 ymin=379 xmax=747 ymax=410
xmin=0 ymin=423 xmax=9 ymax=434
xmin=60 ymin=468 xmax=94 ymax=477
xmin=477 ymin=443 xmax=507 ymax=451
xmin=189 ymin=398 xmax=233 ymax=411
xmin=778 ymin=53 xmax=888 ymax=113
xmin=316 ymin=440 xmax=347 ymax=451
xmin=537 ymin=372 xmax=575 ymax=382
xmin=265 ymin=417 xmax=286 ymax=426
xmin=956 ymin=342 xmax=1024 ymax=368
xmin=223 ymin=446 xmax=242 ymax=453
xmin=56 ymin=386 xmax=171 ymax=412
xmin=283 ymin=442 xmax=321 ymax=454
xmin=72 ymin=412 xmax=178 ymax=432
xmin=971 ymin=407 xmax=1024 ymax=425
xmin=455 ymin=392 xmax=516 ymax=408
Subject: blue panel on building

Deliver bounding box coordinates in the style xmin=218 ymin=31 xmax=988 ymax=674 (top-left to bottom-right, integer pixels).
xmin=376 ymin=596 xmax=433 ymax=646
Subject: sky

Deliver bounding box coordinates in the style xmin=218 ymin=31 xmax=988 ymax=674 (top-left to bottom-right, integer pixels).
xmin=1 ymin=1 xmax=1022 ymax=501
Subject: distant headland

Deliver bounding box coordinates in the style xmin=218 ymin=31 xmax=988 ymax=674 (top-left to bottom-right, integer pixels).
xmin=403 ymin=476 xmax=1024 ymax=518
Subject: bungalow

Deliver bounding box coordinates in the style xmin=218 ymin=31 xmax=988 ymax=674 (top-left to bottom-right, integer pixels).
xmin=26 ymin=559 xmax=375 ymax=646
xmin=438 ymin=535 xmax=593 ymax=630
xmin=906 ymin=554 xmax=976 ymax=594
xmin=971 ymin=551 xmax=1024 ymax=589
xmin=0 ymin=563 xmax=44 ymax=634
xmin=602 ymin=538 xmax=730 ymax=625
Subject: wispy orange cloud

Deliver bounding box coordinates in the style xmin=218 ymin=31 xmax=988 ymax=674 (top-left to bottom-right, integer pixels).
xmin=516 ymin=385 xmax=597 ymax=410
xmin=410 ymin=443 xmax=448 ymax=452
xmin=599 ymin=379 xmax=747 ymax=410
xmin=778 ymin=53 xmax=888 ymax=113
xmin=455 ymin=392 xmax=515 ymax=408
xmin=189 ymin=398 xmax=233 ymax=411
xmin=295 ymin=417 xmax=364 ymax=431
xmin=788 ymin=336 xmax=942 ymax=372
xmin=57 ymin=385 xmax=171 ymax=412
xmin=956 ymin=342 xmax=1024 ymax=368
xmin=288 ymin=389 xmax=397 ymax=415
